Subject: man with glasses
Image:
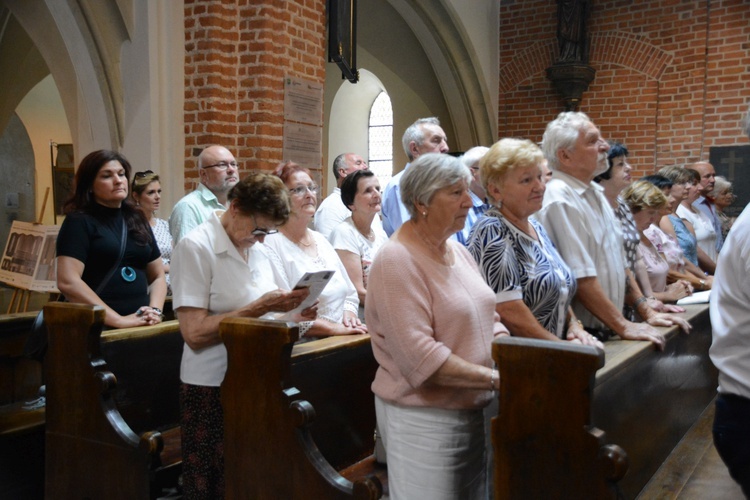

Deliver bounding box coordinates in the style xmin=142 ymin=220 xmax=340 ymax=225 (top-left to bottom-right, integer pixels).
xmin=169 ymin=145 xmax=240 ymax=244
xmin=314 ymin=153 xmax=370 ymax=239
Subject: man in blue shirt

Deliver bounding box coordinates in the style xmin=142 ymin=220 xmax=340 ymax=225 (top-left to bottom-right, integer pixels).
xmin=381 ymin=117 xmax=449 ymax=236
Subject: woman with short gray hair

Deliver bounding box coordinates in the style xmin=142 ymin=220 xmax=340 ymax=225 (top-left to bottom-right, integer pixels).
xmin=711 ymin=175 xmax=737 ymax=241
xmin=366 ymin=152 xmax=509 ymax=499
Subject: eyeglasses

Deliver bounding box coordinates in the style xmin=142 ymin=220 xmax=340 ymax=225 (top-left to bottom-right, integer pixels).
xmin=289 ymin=184 xmax=319 ymax=196
xmin=202 ymin=161 xmax=238 ymax=170
xmin=134 ymin=170 xmax=154 ymax=178
xmin=251 ymin=216 xmax=278 ymax=237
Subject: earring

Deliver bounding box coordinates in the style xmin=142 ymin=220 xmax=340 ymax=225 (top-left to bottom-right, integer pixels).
xmin=422 ymin=211 xmax=427 ymax=217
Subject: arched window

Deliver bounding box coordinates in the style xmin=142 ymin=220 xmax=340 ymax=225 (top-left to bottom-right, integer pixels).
xmin=368 ymin=92 xmax=393 ymax=189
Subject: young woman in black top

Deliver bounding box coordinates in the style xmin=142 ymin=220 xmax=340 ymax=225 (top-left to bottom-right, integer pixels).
xmin=56 ymin=150 xmax=166 ymax=328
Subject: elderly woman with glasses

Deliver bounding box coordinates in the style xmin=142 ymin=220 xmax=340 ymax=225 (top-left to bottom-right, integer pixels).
xmin=171 ymin=172 xmax=315 ymax=498
xmin=367 ymin=153 xmax=508 ymax=499
xmin=132 ymin=170 xmax=172 ymax=294
xmin=264 ymin=161 xmax=367 ymax=337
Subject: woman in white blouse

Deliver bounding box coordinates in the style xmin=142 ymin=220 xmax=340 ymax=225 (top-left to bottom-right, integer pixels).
xmin=330 ymin=169 xmax=388 ymax=309
xmin=676 ymin=168 xmax=718 ymax=273
xmin=265 ymin=161 xmax=368 ymax=337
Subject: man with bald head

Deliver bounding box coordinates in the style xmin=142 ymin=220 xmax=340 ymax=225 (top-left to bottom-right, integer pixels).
xmin=381 ymin=117 xmax=450 ymax=236
xmin=314 ymin=153 xmax=369 ymax=239
xmin=690 ymin=161 xmax=723 ymax=253
xmin=169 ymin=145 xmax=239 ymax=244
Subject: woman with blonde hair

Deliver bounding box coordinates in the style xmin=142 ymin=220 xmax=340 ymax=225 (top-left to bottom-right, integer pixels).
xmin=467 ymin=138 xmax=600 ymax=346
xmin=622 ymin=180 xmax=692 ymax=303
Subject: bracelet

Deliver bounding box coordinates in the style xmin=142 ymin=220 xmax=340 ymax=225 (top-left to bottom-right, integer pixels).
xmin=490 ymin=369 xmax=498 ymax=392
xmin=150 ymin=307 xmax=163 ymax=316
xmin=299 ymin=321 xmax=313 ymax=337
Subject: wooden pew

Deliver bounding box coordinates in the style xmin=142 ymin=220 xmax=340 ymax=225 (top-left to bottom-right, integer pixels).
xmin=221 ymin=318 xmax=384 ymax=499
xmin=0 ymin=311 xmax=45 ymax=500
xmin=592 ymin=303 xmax=716 ymax=498
xmin=43 ymin=302 xmax=184 ymax=499
xmin=492 ymin=336 xmax=629 ymax=499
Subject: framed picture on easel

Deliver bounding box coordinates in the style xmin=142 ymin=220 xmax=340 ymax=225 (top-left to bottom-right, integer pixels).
xmin=51 ymin=142 xmax=74 ymax=224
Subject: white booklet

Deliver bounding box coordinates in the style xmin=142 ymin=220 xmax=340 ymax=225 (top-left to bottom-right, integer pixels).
xmin=290 ymin=270 xmax=335 ymax=314
xmin=676 ymin=290 xmax=711 ymax=305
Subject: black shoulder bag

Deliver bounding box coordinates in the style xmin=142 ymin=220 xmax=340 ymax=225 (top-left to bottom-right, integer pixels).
xmin=24 ymin=220 xmax=128 ymax=361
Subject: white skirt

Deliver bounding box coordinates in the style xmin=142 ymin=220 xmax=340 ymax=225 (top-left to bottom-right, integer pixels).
xmin=375 ymin=395 xmax=487 ymax=500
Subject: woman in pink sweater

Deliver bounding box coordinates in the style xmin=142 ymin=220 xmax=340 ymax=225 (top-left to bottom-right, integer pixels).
xmin=366 ymin=153 xmax=509 ymax=499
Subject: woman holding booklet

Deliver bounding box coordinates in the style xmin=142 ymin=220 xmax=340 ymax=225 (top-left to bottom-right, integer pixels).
xmin=171 ymin=172 xmax=315 ymax=498
xmin=264 ymin=160 xmax=366 ymax=338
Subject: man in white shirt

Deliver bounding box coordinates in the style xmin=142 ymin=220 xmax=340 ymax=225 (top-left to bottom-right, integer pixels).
xmin=689 ymin=161 xmax=723 ymax=253
xmin=709 ymin=106 xmax=750 ymax=496
xmin=535 ymin=111 xmax=666 ymax=348
xmin=381 ymin=117 xmax=449 ymax=236
xmin=314 ymin=153 xmax=368 ymax=239
xmin=455 ymin=146 xmax=490 ymax=245
xmin=169 ymin=145 xmax=239 ymax=244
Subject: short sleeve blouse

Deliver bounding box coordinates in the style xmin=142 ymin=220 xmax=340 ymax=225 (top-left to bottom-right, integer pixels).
xmin=468 ymin=208 xmax=576 ymax=338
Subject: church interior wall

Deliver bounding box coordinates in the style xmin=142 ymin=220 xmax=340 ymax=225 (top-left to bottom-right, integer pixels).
xmin=499 ymin=0 xmax=750 ymax=177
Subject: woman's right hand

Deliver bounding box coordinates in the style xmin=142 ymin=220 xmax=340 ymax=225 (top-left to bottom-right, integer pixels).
xmin=665 ymin=280 xmax=691 ymax=301
xmin=115 ymin=308 xmax=163 ymax=328
xmin=318 ymin=318 xmax=368 ymax=336
xmin=254 ymin=288 xmax=311 ymax=314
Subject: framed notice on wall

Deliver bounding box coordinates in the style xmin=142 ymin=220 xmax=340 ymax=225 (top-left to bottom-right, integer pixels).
xmin=0 ymin=220 xmax=59 ymax=292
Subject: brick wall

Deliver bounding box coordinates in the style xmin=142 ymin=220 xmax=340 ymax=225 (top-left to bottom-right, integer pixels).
xmin=184 ymin=0 xmax=326 ymax=191
xmin=499 ymin=0 xmax=750 ymax=177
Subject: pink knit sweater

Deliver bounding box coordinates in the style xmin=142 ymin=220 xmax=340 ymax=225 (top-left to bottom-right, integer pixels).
xmin=365 ymin=234 xmax=507 ymax=409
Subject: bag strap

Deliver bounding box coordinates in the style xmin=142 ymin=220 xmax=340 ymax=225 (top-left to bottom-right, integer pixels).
xmin=93 ymin=218 xmax=128 ymax=295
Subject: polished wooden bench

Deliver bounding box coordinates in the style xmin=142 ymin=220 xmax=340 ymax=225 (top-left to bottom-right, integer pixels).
xmin=592 ymin=303 xmax=715 ymax=498
xmin=43 ymin=302 xmax=184 ymax=499
xmin=221 ymin=318 xmax=385 ymax=499
xmin=492 ymin=336 xmax=628 ymax=499
xmin=0 ymin=311 xmax=45 ymax=500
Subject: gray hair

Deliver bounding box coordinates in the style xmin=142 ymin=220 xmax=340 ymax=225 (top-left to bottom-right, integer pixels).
xmin=332 ymin=153 xmax=348 ymax=180
xmin=460 ymin=146 xmax=489 ymax=170
xmin=402 ymin=117 xmax=441 ymax=161
xmin=711 ymin=175 xmax=732 ymax=198
xmin=541 ymin=112 xmax=593 ymax=171
xmin=400 ymin=153 xmax=471 ymax=219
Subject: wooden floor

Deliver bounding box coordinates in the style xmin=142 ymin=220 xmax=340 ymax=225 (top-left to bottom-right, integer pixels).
xmin=638 ymin=398 xmax=744 ymax=500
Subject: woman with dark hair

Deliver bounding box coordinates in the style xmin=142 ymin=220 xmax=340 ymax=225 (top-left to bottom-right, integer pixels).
xmin=594 ymin=142 xmax=685 ymax=316
xmin=330 ymin=169 xmax=388 ymax=308
xmin=172 ymin=172 xmax=315 ymax=498
xmin=56 ymin=150 xmax=166 ymax=328
xmin=264 ymin=161 xmax=367 ymax=337
xmin=659 ymin=166 xmax=717 ymax=276
xmin=677 ymin=167 xmax=718 ymax=272
xmin=131 ymin=170 xmax=172 ymax=293
xmin=643 ymin=173 xmax=714 ymax=291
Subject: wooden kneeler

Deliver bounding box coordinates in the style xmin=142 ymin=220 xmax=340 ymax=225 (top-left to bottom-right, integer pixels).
xmin=492 ymin=337 xmax=628 ymax=499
